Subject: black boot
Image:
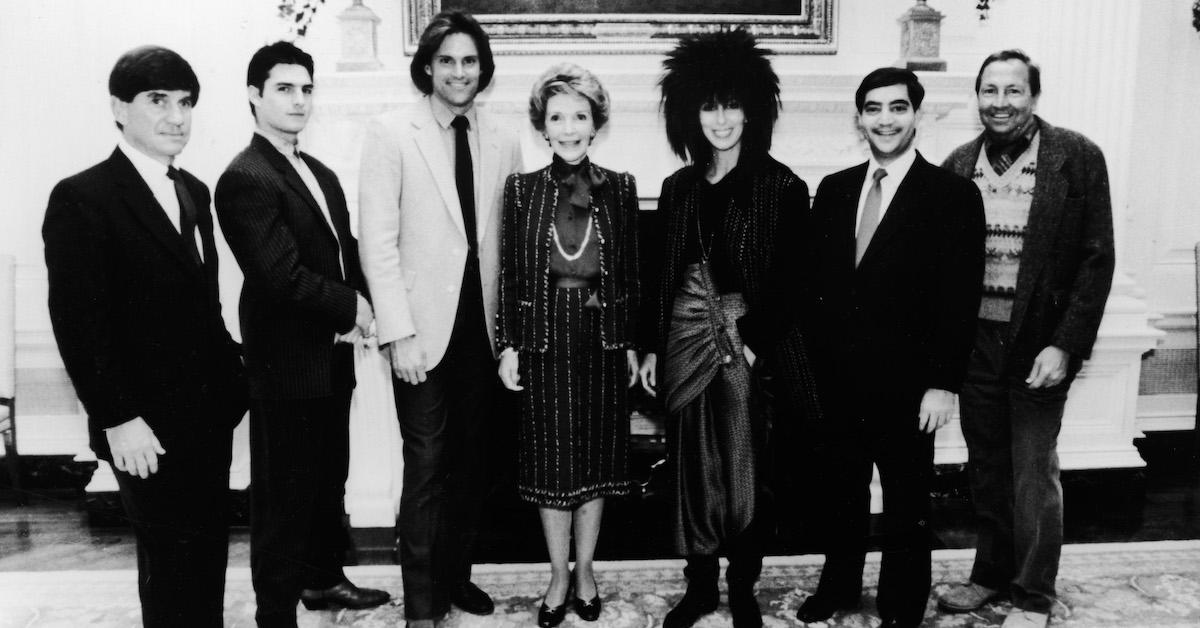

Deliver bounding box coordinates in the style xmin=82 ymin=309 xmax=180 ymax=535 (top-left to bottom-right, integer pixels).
xmin=726 ymin=550 xmax=763 ymax=628
xmin=663 ymin=555 xmax=719 ymax=628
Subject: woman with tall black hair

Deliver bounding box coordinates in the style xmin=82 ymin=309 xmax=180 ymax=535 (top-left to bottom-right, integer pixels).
xmin=638 ymin=30 xmax=822 ymax=628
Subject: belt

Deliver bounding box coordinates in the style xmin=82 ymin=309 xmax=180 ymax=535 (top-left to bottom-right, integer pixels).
xmin=553 ymin=277 xmax=596 ymax=289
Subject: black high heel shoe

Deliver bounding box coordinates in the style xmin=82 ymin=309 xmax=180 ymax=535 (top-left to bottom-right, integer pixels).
xmin=572 ymin=569 xmax=602 ymax=622
xmin=538 ymin=580 xmax=572 ymax=628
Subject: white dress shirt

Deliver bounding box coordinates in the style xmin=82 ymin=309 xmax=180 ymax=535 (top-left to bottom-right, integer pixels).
xmin=117 ymin=139 xmax=203 ymax=262
xmin=854 ymin=146 xmax=919 ymax=233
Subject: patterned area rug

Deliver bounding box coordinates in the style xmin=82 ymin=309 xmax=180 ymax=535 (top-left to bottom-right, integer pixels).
xmin=1 ymin=541 xmax=1197 ymax=627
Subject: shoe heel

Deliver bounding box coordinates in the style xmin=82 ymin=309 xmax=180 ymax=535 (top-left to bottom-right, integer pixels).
xmin=301 ymin=598 xmax=330 ymax=611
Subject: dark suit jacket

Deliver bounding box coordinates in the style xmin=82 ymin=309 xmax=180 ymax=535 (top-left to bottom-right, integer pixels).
xmin=215 ymin=134 xmax=365 ymax=401
xmin=808 ymin=153 xmax=985 ymax=426
xmin=497 ymin=162 xmax=640 ymax=353
xmin=43 ymin=149 xmax=247 ymax=461
xmin=942 ymin=117 xmax=1114 ymax=372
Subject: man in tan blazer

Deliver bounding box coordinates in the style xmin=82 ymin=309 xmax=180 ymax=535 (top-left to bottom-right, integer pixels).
xmin=358 ymin=10 xmax=522 ymax=628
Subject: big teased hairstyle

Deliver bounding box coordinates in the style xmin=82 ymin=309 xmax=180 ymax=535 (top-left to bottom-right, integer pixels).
xmin=658 ymin=29 xmax=780 ymax=168
xmin=410 ymin=10 xmax=495 ymax=96
xmin=246 ymin=41 xmax=314 ymax=116
xmin=975 ymin=48 xmax=1041 ymax=97
xmin=528 ymin=63 xmax=610 ymax=132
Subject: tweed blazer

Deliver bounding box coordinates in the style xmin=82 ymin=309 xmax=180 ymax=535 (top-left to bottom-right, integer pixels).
xmin=215 ymin=133 xmax=365 ymax=400
xmin=496 ymin=162 xmax=640 ymax=353
xmin=640 ymin=155 xmax=822 ymax=420
xmin=44 ymin=149 xmax=247 ymax=460
xmin=942 ymin=117 xmax=1114 ymax=368
xmin=359 ymin=97 xmax=523 ymax=369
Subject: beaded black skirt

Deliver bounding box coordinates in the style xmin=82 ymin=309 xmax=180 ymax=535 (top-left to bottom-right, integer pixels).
xmin=517 ymin=287 xmax=634 ymax=508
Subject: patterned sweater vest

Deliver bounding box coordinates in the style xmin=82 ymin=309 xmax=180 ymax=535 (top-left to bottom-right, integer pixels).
xmin=973 ymin=133 xmax=1039 ymax=321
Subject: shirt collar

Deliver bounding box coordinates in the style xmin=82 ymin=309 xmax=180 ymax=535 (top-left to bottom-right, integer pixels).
xmin=867 ymin=145 xmax=918 ymax=183
xmin=117 ymin=138 xmax=175 ymax=183
xmin=429 ymin=95 xmax=477 ymax=131
xmin=255 ymin=129 xmax=300 ymax=159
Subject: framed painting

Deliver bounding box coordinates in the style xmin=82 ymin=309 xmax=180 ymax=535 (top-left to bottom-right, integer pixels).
xmin=404 ymin=0 xmax=838 ymax=54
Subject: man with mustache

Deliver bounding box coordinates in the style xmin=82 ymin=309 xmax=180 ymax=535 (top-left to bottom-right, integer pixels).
xmin=936 ymin=50 xmax=1115 ymax=628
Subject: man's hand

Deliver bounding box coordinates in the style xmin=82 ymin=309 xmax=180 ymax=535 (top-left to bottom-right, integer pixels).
xmin=355 ymin=292 xmax=374 ymax=337
xmin=638 ymin=353 xmax=657 ymax=397
xmin=918 ymin=388 xmax=956 ymax=434
xmin=1026 ymin=346 xmax=1069 ymax=389
xmin=389 ymin=335 xmax=428 ymax=384
xmin=626 ymin=350 xmax=639 ymax=388
xmin=498 ymin=348 xmax=523 ymax=391
xmin=105 ymin=417 xmax=166 ymax=479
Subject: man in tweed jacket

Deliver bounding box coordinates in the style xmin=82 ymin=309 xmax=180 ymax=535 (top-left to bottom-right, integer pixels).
xmin=936 ymin=50 xmax=1115 ymax=628
xmin=215 ymin=42 xmax=387 ymax=627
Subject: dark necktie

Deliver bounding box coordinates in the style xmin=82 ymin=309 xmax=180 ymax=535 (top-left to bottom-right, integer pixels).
xmin=855 ymin=167 xmax=887 ymax=267
xmin=167 ymin=166 xmax=202 ymax=266
xmin=451 ymin=115 xmax=477 ymax=255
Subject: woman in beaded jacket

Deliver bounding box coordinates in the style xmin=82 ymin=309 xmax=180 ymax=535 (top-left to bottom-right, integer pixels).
xmin=496 ymin=63 xmax=640 ymax=627
xmin=636 ymin=30 xmax=822 ymax=628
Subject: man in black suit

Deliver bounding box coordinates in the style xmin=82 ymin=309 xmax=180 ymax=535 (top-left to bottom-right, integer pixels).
xmin=214 ymin=42 xmax=388 ymax=628
xmin=43 ymin=45 xmax=247 ymax=627
xmin=798 ymin=68 xmax=985 ymax=628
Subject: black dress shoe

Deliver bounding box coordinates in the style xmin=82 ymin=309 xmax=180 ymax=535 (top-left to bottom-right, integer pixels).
xmin=574 ymin=593 xmax=602 ymax=622
xmin=300 ymin=580 xmax=390 ymax=610
xmin=663 ymin=588 xmax=719 ymax=628
xmin=795 ymin=592 xmax=860 ymax=623
xmin=538 ymin=599 xmax=568 ymax=627
xmin=450 ymin=580 xmax=495 ymax=615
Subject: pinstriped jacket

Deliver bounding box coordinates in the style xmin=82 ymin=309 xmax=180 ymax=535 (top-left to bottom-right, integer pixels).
xmin=497 ymin=162 xmax=640 ymax=353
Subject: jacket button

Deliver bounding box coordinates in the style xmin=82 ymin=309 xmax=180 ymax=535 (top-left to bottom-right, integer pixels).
xmin=722 ymin=355 xmax=732 ymax=364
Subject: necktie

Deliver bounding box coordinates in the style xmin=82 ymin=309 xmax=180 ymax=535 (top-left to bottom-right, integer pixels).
xmin=451 ymin=115 xmax=477 ymax=255
xmin=855 ymin=167 xmax=887 ymax=267
xmin=167 ymin=166 xmax=202 ymax=266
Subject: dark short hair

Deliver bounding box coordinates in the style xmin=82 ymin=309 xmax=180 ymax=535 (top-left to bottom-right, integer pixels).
xmin=855 ymin=67 xmax=925 ymax=112
xmin=410 ymin=10 xmax=494 ymax=96
xmin=109 ymin=45 xmax=200 ymax=104
xmin=975 ymin=49 xmax=1041 ymax=97
xmin=245 ymin=41 xmax=314 ymax=116
xmin=528 ymin=63 xmax=610 ymax=132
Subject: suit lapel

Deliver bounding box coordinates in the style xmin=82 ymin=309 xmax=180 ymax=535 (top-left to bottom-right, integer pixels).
xmin=251 ymin=135 xmax=340 ymax=248
xmin=106 ymin=149 xmax=200 ymax=274
xmin=1013 ymin=120 xmax=1067 ymax=318
xmin=411 ymin=103 xmax=468 ymax=239
xmin=475 ymin=112 xmax=502 ymax=244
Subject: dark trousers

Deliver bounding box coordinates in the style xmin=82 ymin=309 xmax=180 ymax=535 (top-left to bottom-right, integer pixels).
xmin=249 ymin=393 xmax=352 ymax=628
xmin=113 ymin=419 xmax=232 ymax=628
xmin=812 ymin=406 xmax=935 ymax=627
xmin=395 ymin=259 xmax=495 ymax=620
xmin=960 ymin=320 xmax=1068 ymax=614
xmin=681 ymin=514 xmax=767 ymax=594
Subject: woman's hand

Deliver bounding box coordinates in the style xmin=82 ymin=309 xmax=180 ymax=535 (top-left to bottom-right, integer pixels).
xmin=626 ymin=350 xmax=639 ymax=388
xmin=498 ymin=348 xmax=523 ymax=391
xmin=638 ymin=353 xmax=657 ymax=397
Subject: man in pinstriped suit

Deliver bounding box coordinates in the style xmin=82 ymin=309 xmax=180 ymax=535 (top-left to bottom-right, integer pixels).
xmin=214 ymin=42 xmax=388 ymax=628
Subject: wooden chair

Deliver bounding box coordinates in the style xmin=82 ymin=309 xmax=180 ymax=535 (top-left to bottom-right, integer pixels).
xmin=0 ymin=254 xmax=23 ymax=504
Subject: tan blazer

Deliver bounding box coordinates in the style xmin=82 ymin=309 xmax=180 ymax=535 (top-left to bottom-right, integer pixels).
xmin=359 ymin=97 xmax=522 ymax=369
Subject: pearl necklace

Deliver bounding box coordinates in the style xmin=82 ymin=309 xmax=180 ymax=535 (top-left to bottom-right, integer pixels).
xmin=551 ymin=215 xmax=594 ymax=262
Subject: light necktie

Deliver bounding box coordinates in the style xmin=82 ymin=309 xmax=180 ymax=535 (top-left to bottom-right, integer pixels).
xmin=450 ymin=115 xmax=477 ymax=256
xmin=166 ymin=166 xmax=202 ymax=266
xmin=855 ymin=167 xmax=888 ymax=266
